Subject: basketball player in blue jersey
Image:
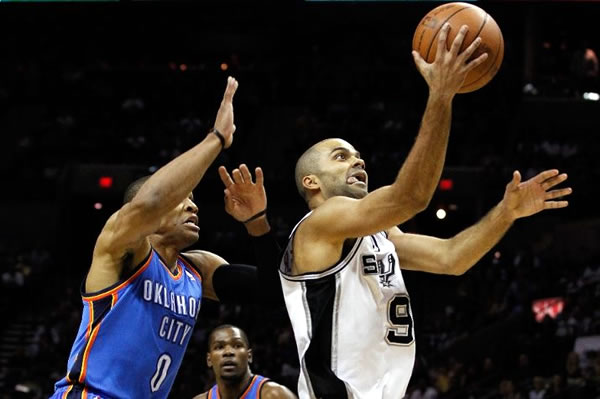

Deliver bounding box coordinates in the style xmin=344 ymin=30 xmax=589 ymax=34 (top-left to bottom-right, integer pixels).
xmin=193 ymin=325 xmax=297 ymax=399
xmin=279 ymin=25 xmax=572 ymax=399
xmin=51 ymin=77 xmax=281 ymax=399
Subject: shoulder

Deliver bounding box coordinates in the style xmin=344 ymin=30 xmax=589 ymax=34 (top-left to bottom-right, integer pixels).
xmin=305 ymin=196 xmax=357 ymax=224
xmin=297 ymin=196 xmax=357 ymax=238
xmin=182 ymin=250 xmax=228 ymax=301
xmin=94 ymin=208 xmax=126 ymax=251
xmin=192 ymin=393 xmax=208 ymax=399
xmin=182 ymin=250 xmax=227 ymax=271
xmin=261 ymin=381 xmax=297 ymax=399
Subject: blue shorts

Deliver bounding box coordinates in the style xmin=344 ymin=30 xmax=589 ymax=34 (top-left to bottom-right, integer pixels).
xmin=50 ymin=386 xmax=112 ymax=399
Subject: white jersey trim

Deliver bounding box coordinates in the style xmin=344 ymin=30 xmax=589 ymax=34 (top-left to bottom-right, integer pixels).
xmin=279 ymin=237 xmax=364 ymax=282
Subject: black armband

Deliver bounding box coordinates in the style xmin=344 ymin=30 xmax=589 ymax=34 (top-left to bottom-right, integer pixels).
xmin=212 ymin=264 xmax=258 ymax=303
xmin=212 ymin=228 xmax=284 ymax=304
xmin=249 ymin=229 xmax=285 ymax=304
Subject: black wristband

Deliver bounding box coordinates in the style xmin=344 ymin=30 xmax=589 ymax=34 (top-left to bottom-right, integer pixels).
xmin=209 ymin=128 xmax=226 ymax=150
xmin=242 ymin=209 xmax=267 ymax=224
xmin=212 ymin=264 xmax=258 ymax=303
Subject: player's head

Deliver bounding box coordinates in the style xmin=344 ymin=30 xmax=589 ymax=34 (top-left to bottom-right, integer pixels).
xmin=207 ymin=325 xmax=252 ymax=383
xmin=123 ymin=176 xmax=200 ymax=249
xmin=295 ymin=138 xmax=368 ymax=207
xmin=123 ymin=176 xmax=151 ymax=204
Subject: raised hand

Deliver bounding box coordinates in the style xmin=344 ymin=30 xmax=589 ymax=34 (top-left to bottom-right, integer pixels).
xmin=218 ymin=164 xmax=267 ymax=223
xmin=412 ymin=23 xmax=488 ymax=97
xmin=213 ymin=76 xmax=239 ymax=148
xmin=502 ymin=169 xmax=572 ymax=220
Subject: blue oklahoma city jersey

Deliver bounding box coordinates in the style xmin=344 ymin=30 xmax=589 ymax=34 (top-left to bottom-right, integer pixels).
xmin=52 ymin=249 xmax=203 ymax=399
xmin=208 ymin=375 xmax=270 ymax=399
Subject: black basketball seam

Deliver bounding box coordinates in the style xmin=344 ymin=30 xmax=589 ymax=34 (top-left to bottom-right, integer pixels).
xmin=462 ymin=17 xmax=503 ymax=91
xmin=461 ymin=12 xmax=489 ymax=87
xmin=473 ymin=11 xmax=488 ymax=43
xmin=424 ymin=6 xmax=472 ymax=62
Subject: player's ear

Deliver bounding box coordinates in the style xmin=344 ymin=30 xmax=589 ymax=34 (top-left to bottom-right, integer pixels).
xmin=302 ymin=174 xmax=320 ymax=191
xmin=247 ymin=348 xmax=253 ymax=364
xmin=206 ymin=352 xmax=213 ymax=368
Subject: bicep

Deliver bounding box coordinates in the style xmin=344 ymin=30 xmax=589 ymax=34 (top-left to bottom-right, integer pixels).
xmin=308 ymin=186 xmax=423 ymax=241
xmin=390 ymin=230 xmax=452 ymax=274
xmin=107 ymin=202 xmax=163 ymax=253
xmin=86 ymin=210 xmax=152 ymax=293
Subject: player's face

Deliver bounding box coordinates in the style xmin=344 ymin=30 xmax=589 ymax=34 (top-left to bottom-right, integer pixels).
xmin=207 ymin=328 xmax=252 ymax=381
xmin=316 ymin=139 xmax=368 ymax=199
xmin=156 ymin=193 xmax=200 ymax=248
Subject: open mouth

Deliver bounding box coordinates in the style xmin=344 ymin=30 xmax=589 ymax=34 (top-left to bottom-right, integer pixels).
xmin=184 ymin=215 xmax=198 ymax=226
xmin=347 ymin=170 xmax=367 ymax=185
xmin=222 ymin=360 xmax=237 ymax=369
xmin=184 ymin=215 xmax=199 ymax=230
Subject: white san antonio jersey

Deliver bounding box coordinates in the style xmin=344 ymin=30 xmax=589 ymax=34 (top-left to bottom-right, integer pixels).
xmin=279 ymin=213 xmax=416 ymax=399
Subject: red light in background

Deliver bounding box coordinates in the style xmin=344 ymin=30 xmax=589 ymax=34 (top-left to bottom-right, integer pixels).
xmin=532 ymin=297 xmax=565 ymax=322
xmin=99 ymin=176 xmax=113 ymax=189
xmin=439 ymin=178 xmax=453 ymax=191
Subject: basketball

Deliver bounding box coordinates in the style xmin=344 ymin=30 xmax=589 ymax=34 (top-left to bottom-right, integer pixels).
xmin=412 ymin=2 xmax=504 ymax=93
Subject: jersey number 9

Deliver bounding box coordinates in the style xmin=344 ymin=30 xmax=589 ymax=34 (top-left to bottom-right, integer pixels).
xmin=385 ymin=295 xmax=414 ymax=345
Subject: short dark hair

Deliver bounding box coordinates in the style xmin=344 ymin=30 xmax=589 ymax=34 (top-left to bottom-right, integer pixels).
xmin=208 ymin=324 xmax=250 ymax=349
xmin=295 ymin=142 xmax=323 ymax=201
xmin=123 ymin=175 xmax=151 ymax=204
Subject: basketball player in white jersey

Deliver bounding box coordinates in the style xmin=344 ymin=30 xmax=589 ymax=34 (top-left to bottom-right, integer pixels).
xmin=279 ymin=25 xmax=572 ymax=399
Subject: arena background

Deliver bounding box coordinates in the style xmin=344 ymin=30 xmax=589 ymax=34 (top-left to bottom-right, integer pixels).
xmin=1 ymin=0 xmax=599 ymax=397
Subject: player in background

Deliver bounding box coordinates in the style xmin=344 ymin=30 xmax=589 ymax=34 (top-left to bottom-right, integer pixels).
xmin=193 ymin=325 xmax=297 ymax=399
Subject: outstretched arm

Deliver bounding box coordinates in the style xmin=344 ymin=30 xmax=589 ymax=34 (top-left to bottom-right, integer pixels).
xmin=184 ymin=165 xmax=283 ymax=304
xmin=390 ymin=169 xmax=572 ymax=275
xmin=303 ymin=24 xmax=489 ymax=242
xmin=87 ymin=77 xmax=239 ymax=293
xmin=216 ymin=164 xmax=283 ymax=303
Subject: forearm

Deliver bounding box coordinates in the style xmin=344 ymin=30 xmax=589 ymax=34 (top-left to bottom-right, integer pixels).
xmin=244 ymin=214 xmax=271 ymax=237
xmin=212 ymin=224 xmax=283 ymax=304
xmin=446 ymin=202 xmax=514 ymax=275
xmin=392 ymin=93 xmax=452 ymax=207
xmin=247 ymin=222 xmax=284 ymax=303
xmin=133 ymin=133 xmax=222 ymax=214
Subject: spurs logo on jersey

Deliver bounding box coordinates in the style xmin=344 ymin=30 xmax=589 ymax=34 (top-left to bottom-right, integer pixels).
xmin=280 ymin=212 xmax=416 ymax=399
xmin=362 ymin=252 xmax=396 ymax=287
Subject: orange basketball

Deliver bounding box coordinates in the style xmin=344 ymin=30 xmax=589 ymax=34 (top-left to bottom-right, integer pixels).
xmin=412 ymin=2 xmax=504 ymax=93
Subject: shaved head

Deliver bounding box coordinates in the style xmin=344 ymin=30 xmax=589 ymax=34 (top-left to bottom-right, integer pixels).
xmin=295 ymin=138 xmax=366 ymax=204
xmin=208 ymin=324 xmax=250 ymax=349
xmin=295 ymin=141 xmax=325 ymax=201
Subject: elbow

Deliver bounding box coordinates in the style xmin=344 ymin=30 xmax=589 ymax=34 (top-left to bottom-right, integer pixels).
xmin=441 ymin=240 xmax=466 ymax=276
xmin=414 ymin=196 xmax=431 ymax=213
xmin=447 ymin=263 xmax=466 ymax=276
xmin=443 ymin=251 xmax=466 ymax=276
xmin=405 ymin=192 xmax=430 ymax=214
